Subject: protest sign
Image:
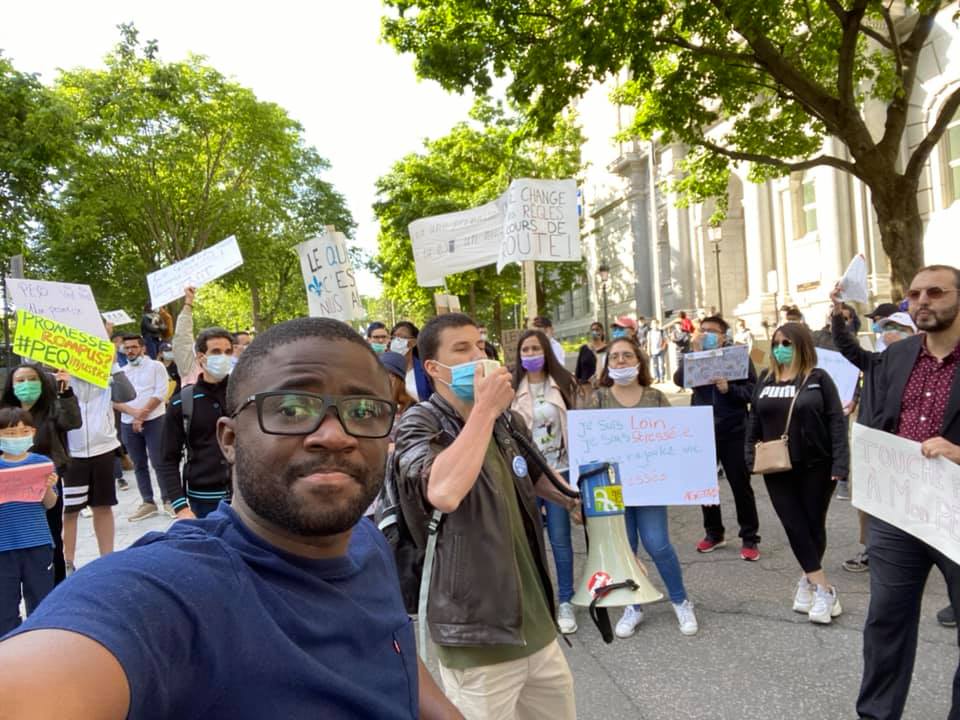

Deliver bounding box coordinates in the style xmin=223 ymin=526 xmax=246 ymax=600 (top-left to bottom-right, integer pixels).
xmin=7 ymin=279 xmax=107 ymax=340
xmin=682 ymin=344 xmax=750 ymax=388
xmin=409 ymin=199 xmax=504 ymax=286
xmin=101 ymin=309 xmax=134 ymax=326
xmin=852 ymin=424 xmax=960 ymax=564
xmin=13 ymin=309 xmax=115 ymax=388
xmin=146 ymin=236 xmax=243 ymax=309
xmin=497 ymin=178 xmax=580 ymax=272
xmin=838 ymin=253 xmax=869 ymax=304
xmin=501 ymin=328 xmax=523 ymax=366
xmin=296 ymin=228 xmax=364 ymax=323
xmin=815 ymin=347 xmax=861 ymax=405
xmin=433 ymin=294 xmax=462 ymax=316
xmin=568 ymin=406 xmax=718 ymax=506
xmin=0 ymin=460 xmax=55 ymax=505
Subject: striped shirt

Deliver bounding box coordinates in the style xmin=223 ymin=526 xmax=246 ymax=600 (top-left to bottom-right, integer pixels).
xmin=0 ymin=453 xmax=55 ymax=552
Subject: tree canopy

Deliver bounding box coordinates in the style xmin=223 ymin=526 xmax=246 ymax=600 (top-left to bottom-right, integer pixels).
xmin=383 ymin=0 xmax=960 ymax=294
xmin=372 ymin=99 xmax=583 ymax=334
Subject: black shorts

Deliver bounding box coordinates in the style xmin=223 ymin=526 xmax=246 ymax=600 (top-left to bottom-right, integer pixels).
xmin=63 ymin=452 xmax=118 ymax=513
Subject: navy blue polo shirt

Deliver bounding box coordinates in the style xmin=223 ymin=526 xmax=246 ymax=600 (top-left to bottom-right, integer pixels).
xmin=8 ymin=504 xmax=418 ymax=719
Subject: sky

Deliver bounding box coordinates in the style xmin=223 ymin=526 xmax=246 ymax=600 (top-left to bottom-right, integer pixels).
xmin=1 ymin=1 xmax=479 ymax=296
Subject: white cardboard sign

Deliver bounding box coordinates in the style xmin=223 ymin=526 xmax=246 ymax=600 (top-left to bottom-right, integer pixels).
xmin=815 ymin=347 xmax=861 ymax=406
xmin=568 ymin=406 xmax=719 ymax=506
xmin=852 ymin=424 xmax=960 ymax=564
xmin=838 ymin=253 xmax=869 ymax=304
xmin=296 ymin=229 xmax=364 ymax=322
xmin=101 ymin=310 xmax=134 ymax=326
xmin=146 ymin=236 xmax=243 ymax=309
xmin=408 ymin=199 xmax=504 ymax=287
xmin=497 ymin=178 xmax=580 ymax=272
xmin=7 ymin=278 xmax=107 ymax=339
xmin=682 ymin=344 xmax=750 ymax=388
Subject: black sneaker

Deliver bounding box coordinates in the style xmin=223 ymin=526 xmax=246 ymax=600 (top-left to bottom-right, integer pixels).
xmin=118 ymin=479 xmax=129 ymax=491
xmin=937 ymin=605 xmax=956 ymax=628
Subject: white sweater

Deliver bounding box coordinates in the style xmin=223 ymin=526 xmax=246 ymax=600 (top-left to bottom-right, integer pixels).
xmin=68 ymin=378 xmax=121 ymax=459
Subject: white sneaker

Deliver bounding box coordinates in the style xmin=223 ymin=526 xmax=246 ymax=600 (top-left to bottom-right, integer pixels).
xmin=557 ymin=602 xmax=578 ymax=634
xmin=809 ymin=585 xmax=842 ymax=624
xmin=673 ymin=599 xmax=699 ymax=636
xmin=793 ymin=577 xmax=816 ymax=613
xmin=79 ymin=506 xmax=93 ymax=518
xmin=615 ymin=605 xmax=644 ymax=638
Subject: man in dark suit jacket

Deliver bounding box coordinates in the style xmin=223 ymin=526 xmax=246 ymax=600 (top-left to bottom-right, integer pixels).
xmin=856 ymin=264 xmax=960 ymax=720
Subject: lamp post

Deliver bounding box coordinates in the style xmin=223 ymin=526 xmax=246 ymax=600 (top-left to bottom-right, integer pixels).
xmin=598 ymin=263 xmax=610 ymax=338
xmin=709 ymin=234 xmax=723 ymax=316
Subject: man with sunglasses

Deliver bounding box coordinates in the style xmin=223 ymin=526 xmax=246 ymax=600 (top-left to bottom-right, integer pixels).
xmin=0 ymin=317 xmax=459 ymax=720
xmin=856 ymin=264 xmax=960 ymax=720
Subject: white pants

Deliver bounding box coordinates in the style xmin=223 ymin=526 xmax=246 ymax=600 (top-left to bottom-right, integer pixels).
xmin=438 ymin=640 xmax=576 ymax=720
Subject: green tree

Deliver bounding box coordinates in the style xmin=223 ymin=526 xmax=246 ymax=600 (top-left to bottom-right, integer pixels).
xmin=384 ymin=0 xmax=959 ymax=294
xmin=0 ymin=53 xmax=74 ymax=259
xmin=373 ymin=100 xmax=583 ymax=335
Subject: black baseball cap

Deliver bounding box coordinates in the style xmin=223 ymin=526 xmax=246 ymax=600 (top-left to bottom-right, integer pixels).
xmin=866 ymin=303 xmax=898 ymax=319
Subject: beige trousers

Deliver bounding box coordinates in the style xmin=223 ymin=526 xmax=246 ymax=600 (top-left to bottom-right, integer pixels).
xmin=438 ymin=640 xmax=577 ymax=720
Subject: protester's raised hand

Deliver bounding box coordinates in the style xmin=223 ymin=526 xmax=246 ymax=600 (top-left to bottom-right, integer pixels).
xmin=829 ymin=282 xmax=843 ymax=309
xmin=473 ymin=364 xmax=514 ymax=417
xmin=184 ymin=286 xmax=197 ymax=307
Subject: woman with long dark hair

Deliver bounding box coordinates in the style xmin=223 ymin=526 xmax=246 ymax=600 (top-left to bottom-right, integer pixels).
xmin=586 ymin=336 xmax=699 ymax=637
xmin=511 ymin=329 xmax=579 ymax=634
xmin=745 ymin=322 xmax=849 ymax=625
xmin=389 ymin=321 xmax=432 ymax=402
xmin=1 ymin=364 xmax=81 ymax=583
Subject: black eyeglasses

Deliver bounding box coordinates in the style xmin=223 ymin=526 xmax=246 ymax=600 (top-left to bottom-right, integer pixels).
xmin=231 ymin=392 xmax=396 ymax=438
xmin=906 ymin=286 xmax=958 ymax=302
xmin=772 ymin=339 xmax=793 ymax=348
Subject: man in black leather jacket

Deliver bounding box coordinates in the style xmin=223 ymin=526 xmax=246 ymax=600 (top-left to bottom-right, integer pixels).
xmin=394 ymin=313 xmax=578 ymax=720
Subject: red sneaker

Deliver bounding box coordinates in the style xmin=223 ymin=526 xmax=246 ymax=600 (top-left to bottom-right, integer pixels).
xmin=740 ymin=545 xmax=760 ymax=562
xmin=696 ymin=537 xmax=726 ymax=553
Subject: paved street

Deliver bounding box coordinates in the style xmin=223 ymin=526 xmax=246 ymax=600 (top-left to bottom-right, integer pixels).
xmin=73 ymin=389 xmax=957 ymax=720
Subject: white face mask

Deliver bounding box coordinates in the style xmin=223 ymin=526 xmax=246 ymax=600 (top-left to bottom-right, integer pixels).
xmin=390 ymin=338 xmax=410 ymax=355
xmin=204 ymin=354 xmax=232 ymax=380
xmin=608 ymin=365 xmax=639 ymax=385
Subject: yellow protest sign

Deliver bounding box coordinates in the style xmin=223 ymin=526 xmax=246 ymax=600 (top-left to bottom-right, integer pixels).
xmin=13 ymin=309 xmax=114 ymax=388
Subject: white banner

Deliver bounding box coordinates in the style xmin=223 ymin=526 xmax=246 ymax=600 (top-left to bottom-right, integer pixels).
xmin=568 ymin=406 xmax=718 ymax=506
xmin=296 ymin=229 xmax=364 ymax=323
xmin=146 ymin=236 xmax=244 ymax=309
xmin=852 ymin=424 xmax=960 ymax=564
xmin=7 ymin=278 xmax=107 ymax=339
xmin=816 ymin=348 xmax=861 ymax=406
xmin=101 ymin=309 xmax=134 ymax=326
xmin=408 ymin=199 xmax=503 ymax=286
xmin=682 ymin=344 xmax=750 ymax=388
xmin=497 ymin=178 xmax=580 ymax=272
xmin=408 ymin=178 xmax=580 ymax=284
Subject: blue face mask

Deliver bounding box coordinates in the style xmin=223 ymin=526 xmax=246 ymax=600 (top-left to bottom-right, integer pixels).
xmin=437 ymin=361 xmax=478 ymax=402
xmin=701 ymin=332 xmax=720 ymax=350
xmin=1 ymin=434 xmax=34 ymax=456
xmin=611 ymin=328 xmax=627 ymax=339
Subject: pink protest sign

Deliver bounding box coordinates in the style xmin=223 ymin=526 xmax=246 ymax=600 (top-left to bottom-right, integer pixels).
xmin=0 ymin=461 xmax=55 ymax=504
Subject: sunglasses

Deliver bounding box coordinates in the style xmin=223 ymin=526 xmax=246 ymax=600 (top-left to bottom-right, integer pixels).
xmin=772 ymin=339 xmax=793 ymax=348
xmin=906 ymin=286 xmax=958 ymax=302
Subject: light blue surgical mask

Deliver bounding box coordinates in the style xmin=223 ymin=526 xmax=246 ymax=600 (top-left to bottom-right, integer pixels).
xmin=1 ymin=435 xmax=34 ymax=456
xmin=772 ymin=344 xmax=795 ymax=366
xmin=204 ymin=354 xmax=233 ymax=381
xmin=436 ymin=361 xmax=478 ymax=402
xmin=611 ymin=328 xmax=627 ymax=339
xmin=701 ymin=332 xmax=719 ymax=350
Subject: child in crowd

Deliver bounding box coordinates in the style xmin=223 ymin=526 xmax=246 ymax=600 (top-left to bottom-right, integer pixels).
xmin=0 ymin=407 xmax=59 ymax=636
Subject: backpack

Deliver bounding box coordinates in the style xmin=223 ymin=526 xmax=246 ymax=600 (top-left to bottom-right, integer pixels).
xmin=375 ymin=448 xmax=424 ymax=615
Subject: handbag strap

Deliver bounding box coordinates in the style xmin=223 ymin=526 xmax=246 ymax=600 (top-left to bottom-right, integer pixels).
xmin=780 ymin=373 xmax=810 ymax=439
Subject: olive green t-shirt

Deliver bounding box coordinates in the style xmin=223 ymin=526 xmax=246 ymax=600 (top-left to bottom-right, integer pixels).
xmin=435 ymin=440 xmax=556 ymax=669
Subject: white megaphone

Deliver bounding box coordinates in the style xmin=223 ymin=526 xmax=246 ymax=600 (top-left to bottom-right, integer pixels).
xmin=572 ymin=462 xmax=663 ymax=615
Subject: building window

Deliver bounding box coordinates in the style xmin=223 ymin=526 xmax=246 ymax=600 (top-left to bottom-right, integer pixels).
xmin=801 ymin=176 xmax=818 ymax=235
xmin=945 ymin=112 xmax=960 ymax=204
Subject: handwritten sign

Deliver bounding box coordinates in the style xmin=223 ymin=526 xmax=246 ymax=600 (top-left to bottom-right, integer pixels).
xmin=7 ymin=279 xmax=107 ymax=340
xmin=433 ymin=293 xmax=462 ymax=316
xmin=296 ymin=229 xmax=364 ymax=323
xmin=501 ymin=328 xmax=523 ymax=367
xmin=13 ymin=309 xmax=115 ymax=388
xmin=568 ymin=406 xmax=718 ymax=506
xmin=852 ymin=424 xmax=960 ymax=564
xmin=101 ymin=309 xmax=134 ymax=326
xmin=497 ymin=178 xmax=580 ymax=272
xmin=682 ymin=344 xmax=750 ymax=388
xmin=0 ymin=460 xmax=55 ymax=505
xmin=816 ymin=347 xmax=861 ymax=405
xmin=409 ymin=199 xmax=504 ymax=286
xmin=146 ymin=236 xmax=243 ymax=309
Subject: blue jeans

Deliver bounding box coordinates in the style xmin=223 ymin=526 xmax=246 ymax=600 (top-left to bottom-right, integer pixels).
xmin=651 ymin=352 xmax=666 ymax=382
xmin=624 ymin=505 xmax=687 ymax=605
xmin=538 ymin=498 xmax=575 ymax=603
xmin=121 ymin=417 xmax=165 ymax=505
xmin=0 ymin=545 xmax=54 ymax=637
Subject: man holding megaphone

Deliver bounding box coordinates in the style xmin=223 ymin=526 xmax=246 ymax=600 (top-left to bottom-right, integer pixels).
xmin=394 ymin=313 xmax=578 ymax=720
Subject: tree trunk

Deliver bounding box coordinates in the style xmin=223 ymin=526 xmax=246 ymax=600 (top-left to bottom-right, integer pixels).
xmin=493 ymin=295 xmax=503 ymax=339
xmin=870 ymin=179 xmax=924 ymax=300
xmin=250 ymin=282 xmax=264 ymax=333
